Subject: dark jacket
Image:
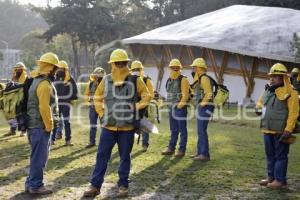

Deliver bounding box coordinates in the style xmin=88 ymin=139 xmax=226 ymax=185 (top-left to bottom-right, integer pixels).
xmin=54 ymin=76 xmax=78 ymax=103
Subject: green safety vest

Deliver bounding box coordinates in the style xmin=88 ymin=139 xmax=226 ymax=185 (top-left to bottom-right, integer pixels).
xmin=88 ymin=81 xmax=100 ymax=105
xmin=260 ymin=90 xmax=288 ymax=132
xmin=166 ymin=76 xmax=182 ymax=104
xmin=27 ymin=76 xmax=59 ymax=129
xmin=102 ymin=74 xmax=138 ymax=127
xmin=193 ymin=74 xmax=214 ymax=105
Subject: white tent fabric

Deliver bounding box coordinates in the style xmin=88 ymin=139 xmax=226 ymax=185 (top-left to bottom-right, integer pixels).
xmin=123 ymin=5 xmax=300 ymax=63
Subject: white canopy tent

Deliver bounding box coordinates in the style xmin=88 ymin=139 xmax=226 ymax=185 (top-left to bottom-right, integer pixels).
xmin=123 ymin=5 xmax=300 ymax=104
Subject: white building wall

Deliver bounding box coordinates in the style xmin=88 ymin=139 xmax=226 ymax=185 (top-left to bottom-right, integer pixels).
xmin=144 ymin=67 xmax=268 ymax=105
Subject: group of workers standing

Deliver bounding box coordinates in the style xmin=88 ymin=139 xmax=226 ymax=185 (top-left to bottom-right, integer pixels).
xmin=0 ymin=48 xmax=299 ymax=197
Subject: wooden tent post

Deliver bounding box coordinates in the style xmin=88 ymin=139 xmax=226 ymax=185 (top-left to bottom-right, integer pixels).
xmin=219 ymin=52 xmax=229 ymax=84
xmin=207 ymin=49 xmax=220 ymax=83
xmin=237 ymin=54 xmax=256 ymax=98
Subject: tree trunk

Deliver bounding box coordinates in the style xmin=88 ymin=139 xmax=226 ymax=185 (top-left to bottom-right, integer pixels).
xmin=71 ymin=34 xmax=80 ymax=79
xmin=84 ymin=41 xmax=89 ymax=68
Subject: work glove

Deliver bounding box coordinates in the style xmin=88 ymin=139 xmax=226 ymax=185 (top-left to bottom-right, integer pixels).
xmin=279 ymin=131 xmax=292 ymax=142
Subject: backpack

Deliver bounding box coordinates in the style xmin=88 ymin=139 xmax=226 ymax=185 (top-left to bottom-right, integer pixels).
xmin=126 ymin=75 xmax=159 ymax=144
xmin=165 ymin=75 xmax=194 ymax=102
xmin=2 ymin=82 xmax=24 ymax=120
xmin=198 ymin=74 xmax=229 ymax=106
xmin=0 ymin=83 xmax=5 ymax=110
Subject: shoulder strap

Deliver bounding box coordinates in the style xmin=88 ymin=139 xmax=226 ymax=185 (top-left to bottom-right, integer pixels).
xmin=199 ymin=74 xmax=217 ymax=93
xmin=179 ymin=75 xmax=185 ymax=92
xmin=143 ymin=76 xmax=150 ymax=84
xmin=165 ymin=78 xmax=171 ymax=89
xmin=89 ymin=81 xmax=94 ymax=90
xmin=126 ymin=74 xmax=139 ymax=96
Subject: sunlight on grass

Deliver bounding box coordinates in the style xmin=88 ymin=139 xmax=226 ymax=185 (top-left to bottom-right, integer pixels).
xmin=1 ymin=106 xmax=300 ymax=199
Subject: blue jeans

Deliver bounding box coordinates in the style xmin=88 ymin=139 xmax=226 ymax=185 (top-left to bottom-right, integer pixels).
xmin=8 ymin=118 xmax=17 ymax=133
xmin=168 ymin=107 xmax=188 ymax=152
xmin=52 ymin=104 xmax=71 ymax=141
xmin=197 ymin=105 xmax=214 ymax=157
xmin=91 ymin=128 xmax=135 ymax=189
xmin=142 ymin=132 xmax=149 ymax=147
xmin=25 ymin=128 xmax=51 ymax=190
xmin=89 ymin=106 xmax=99 ymax=145
xmin=264 ymin=134 xmax=290 ymax=183
xmin=55 ymin=118 xmax=64 ymax=137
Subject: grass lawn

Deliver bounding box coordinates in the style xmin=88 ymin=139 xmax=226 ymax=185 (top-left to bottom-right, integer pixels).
xmin=0 ymin=105 xmax=300 ymax=199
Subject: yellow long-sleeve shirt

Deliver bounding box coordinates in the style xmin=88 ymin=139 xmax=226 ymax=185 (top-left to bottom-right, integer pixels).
xmin=83 ymin=82 xmax=90 ymax=104
xmin=145 ymin=78 xmax=154 ymax=100
xmin=37 ymin=80 xmax=53 ymax=132
xmin=198 ymin=73 xmax=213 ymax=107
xmin=256 ymin=89 xmax=299 ymax=133
xmin=94 ymin=75 xmax=151 ymax=131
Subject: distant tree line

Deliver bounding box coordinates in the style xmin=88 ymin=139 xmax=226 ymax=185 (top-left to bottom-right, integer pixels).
xmin=1 ymin=0 xmax=299 ymax=75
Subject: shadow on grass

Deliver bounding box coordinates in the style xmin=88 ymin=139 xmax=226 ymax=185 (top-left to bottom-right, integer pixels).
xmin=0 ymin=135 xmax=24 ymax=142
xmin=128 ymin=155 xmax=183 ymax=198
xmin=47 ymin=147 xmax=98 ymax=171
xmin=51 ymin=149 xmax=146 ymax=198
xmin=51 ymin=151 xmax=119 ymax=194
xmin=9 ymin=192 xmax=54 ymax=200
xmin=0 ymin=146 xmax=98 ymax=188
xmin=0 ymin=143 xmax=29 ymax=171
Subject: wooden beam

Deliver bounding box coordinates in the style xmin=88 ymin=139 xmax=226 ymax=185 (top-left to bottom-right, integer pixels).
xmin=236 ymin=54 xmax=252 ymax=97
xmin=165 ymin=45 xmax=173 ymax=60
xmin=156 ymin=46 xmax=167 ymax=90
xmin=146 ymin=45 xmax=160 ymax=66
xmin=186 ymin=46 xmax=195 ymax=64
xmin=219 ymin=52 xmax=229 ymax=84
xmin=266 ymin=59 xmax=273 ymax=69
xmin=201 ymin=47 xmax=206 ymax=58
xmin=178 ymin=46 xmax=185 ymax=61
xmin=246 ymin=57 xmax=259 ymax=97
xmin=207 ymin=49 xmax=220 ymax=83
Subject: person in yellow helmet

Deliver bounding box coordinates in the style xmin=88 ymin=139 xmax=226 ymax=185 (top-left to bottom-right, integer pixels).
xmin=51 ymin=60 xmax=78 ymax=146
xmin=290 ymin=67 xmax=300 ymax=93
xmin=4 ymin=62 xmax=29 ymax=137
xmin=25 ymin=52 xmax=60 ymax=195
xmin=189 ymin=58 xmax=214 ymax=161
xmin=84 ymin=67 xmax=106 ymax=148
xmin=256 ymin=63 xmax=299 ymax=189
xmin=161 ymin=58 xmax=190 ymax=157
xmin=130 ymin=60 xmax=154 ymax=151
xmin=83 ymin=49 xmax=150 ymax=198
xmin=12 ymin=62 xmax=27 ymax=84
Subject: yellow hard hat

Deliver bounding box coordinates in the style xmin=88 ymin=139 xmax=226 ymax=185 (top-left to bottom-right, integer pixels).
xmin=14 ymin=62 xmax=26 ymax=70
xmin=57 ymin=60 xmax=69 ymax=69
xmin=292 ymin=68 xmax=299 ymax=73
xmin=191 ymin=58 xmax=207 ymax=69
xmin=268 ymin=63 xmax=287 ymax=75
xmin=36 ymin=52 xmax=59 ymax=66
xmin=130 ymin=60 xmax=144 ymax=70
xmin=93 ymin=67 xmax=106 ymax=77
xmin=168 ymin=59 xmax=182 ymax=68
xmin=108 ymin=49 xmax=130 ymax=64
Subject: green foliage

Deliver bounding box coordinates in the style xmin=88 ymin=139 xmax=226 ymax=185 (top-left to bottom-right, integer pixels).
xmin=291 ymin=33 xmax=300 ymax=62
xmin=20 ymin=30 xmax=73 ymax=69
xmin=0 ymin=51 xmax=3 ymax=61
